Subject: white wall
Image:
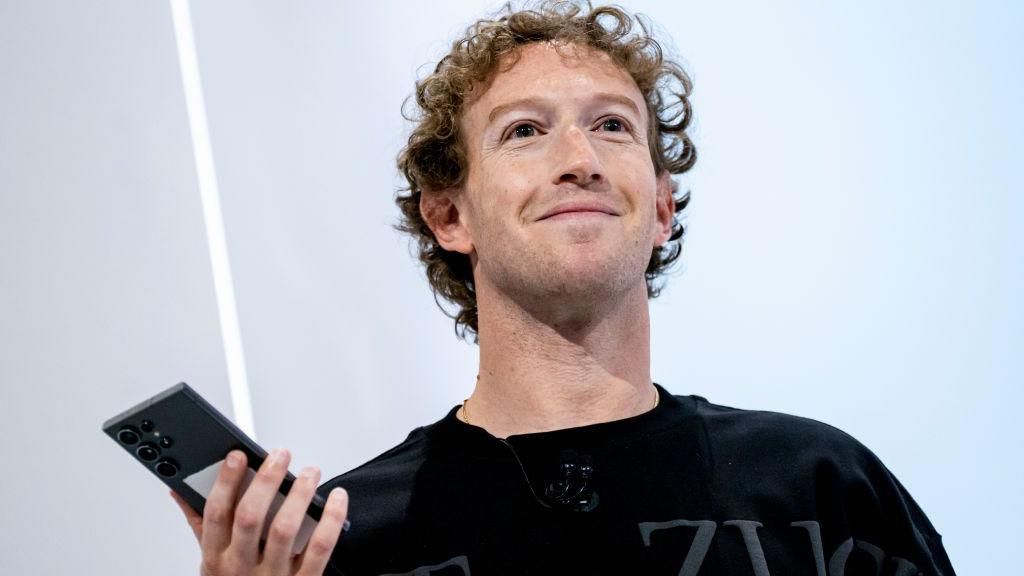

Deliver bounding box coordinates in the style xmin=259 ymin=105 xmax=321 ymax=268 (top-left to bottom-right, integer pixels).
xmin=1 ymin=1 xmax=1019 ymax=574
xmin=0 ymin=1 xmax=233 ymax=574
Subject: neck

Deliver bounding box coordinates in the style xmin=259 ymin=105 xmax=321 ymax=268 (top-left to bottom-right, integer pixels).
xmin=463 ymin=278 xmax=657 ymax=439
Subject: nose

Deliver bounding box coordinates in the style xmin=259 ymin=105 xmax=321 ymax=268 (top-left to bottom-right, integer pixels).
xmin=552 ymin=125 xmax=604 ymax=187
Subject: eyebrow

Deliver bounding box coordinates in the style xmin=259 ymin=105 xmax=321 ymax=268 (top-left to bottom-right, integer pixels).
xmin=486 ymin=92 xmax=643 ymax=124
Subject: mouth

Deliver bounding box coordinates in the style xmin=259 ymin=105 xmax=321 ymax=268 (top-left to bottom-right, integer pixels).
xmin=537 ymin=202 xmax=619 ymax=221
xmin=540 ymin=210 xmax=616 ymax=221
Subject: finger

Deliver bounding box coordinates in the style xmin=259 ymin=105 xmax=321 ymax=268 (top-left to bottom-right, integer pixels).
xmin=169 ymin=490 xmax=203 ymax=543
xmin=294 ymin=487 xmax=348 ymax=576
xmin=261 ymin=465 xmax=321 ymax=574
xmin=201 ymin=449 xmax=248 ymax=557
xmin=230 ymin=448 xmax=291 ymax=566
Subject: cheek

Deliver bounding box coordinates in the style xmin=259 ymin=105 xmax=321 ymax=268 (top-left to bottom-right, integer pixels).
xmin=617 ymin=164 xmax=659 ymax=211
xmin=477 ymin=166 xmax=533 ymax=223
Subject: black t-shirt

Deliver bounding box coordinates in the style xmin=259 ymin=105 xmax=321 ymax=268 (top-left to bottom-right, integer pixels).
xmin=318 ymin=383 xmax=954 ymax=575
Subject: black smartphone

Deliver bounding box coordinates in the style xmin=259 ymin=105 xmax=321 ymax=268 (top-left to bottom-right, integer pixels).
xmin=102 ymin=382 xmax=348 ymax=555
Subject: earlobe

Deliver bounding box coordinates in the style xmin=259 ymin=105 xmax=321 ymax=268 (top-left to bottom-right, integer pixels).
xmin=419 ymin=188 xmax=474 ymax=255
xmin=654 ymin=171 xmax=675 ymax=246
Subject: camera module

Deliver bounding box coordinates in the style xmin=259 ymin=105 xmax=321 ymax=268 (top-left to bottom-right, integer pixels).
xmin=155 ymin=458 xmax=179 ymax=478
xmin=117 ymin=426 xmax=141 ymax=446
xmin=136 ymin=442 xmax=160 ymax=462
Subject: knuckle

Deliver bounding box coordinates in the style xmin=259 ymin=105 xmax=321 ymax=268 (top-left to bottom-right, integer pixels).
xmin=290 ymin=485 xmax=314 ymax=505
xmin=269 ymin=520 xmax=298 ymax=544
xmin=222 ymin=549 xmax=248 ymax=576
xmin=233 ymin=506 xmax=262 ymax=531
xmin=203 ymin=503 xmax=230 ymax=525
xmin=200 ymin=556 xmax=223 ymax=576
xmin=306 ymin=534 xmax=336 ymax=557
xmin=218 ymin=463 xmax=244 ymax=484
xmin=256 ymin=468 xmax=283 ymax=487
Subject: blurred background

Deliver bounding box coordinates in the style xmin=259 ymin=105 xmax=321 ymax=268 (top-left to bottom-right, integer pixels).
xmin=1 ymin=0 xmax=1020 ymax=573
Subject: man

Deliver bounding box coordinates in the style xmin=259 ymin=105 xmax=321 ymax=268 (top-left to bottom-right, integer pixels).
xmin=173 ymin=3 xmax=956 ymax=575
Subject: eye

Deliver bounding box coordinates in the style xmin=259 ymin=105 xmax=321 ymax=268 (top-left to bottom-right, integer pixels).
xmin=508 ymin=123 xmax=537 ymax=139
xmin=600 ymin=118 xmax=626 ymax=132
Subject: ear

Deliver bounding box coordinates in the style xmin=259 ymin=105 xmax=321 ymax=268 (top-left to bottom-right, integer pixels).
xmin=653 ymin=170 xmax=675 ymax=246
xmin=419 ymin=187 xmax=474 ymax=255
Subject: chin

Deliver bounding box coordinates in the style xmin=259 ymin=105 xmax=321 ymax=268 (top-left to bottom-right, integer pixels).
xmin=535 ymin=259 xmax=643 ymax=301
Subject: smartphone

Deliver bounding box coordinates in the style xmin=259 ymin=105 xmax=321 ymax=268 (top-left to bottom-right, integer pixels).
xmin=102 ymin=382 xmax=349 ymax=555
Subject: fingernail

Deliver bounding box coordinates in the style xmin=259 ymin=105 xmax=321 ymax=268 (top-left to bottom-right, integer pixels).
xmin=269 ymin=448 xmax=287 ymax=463
xmin=227 ymin=451 xmax=243 ymax=468
xmin=330 ymin=487 xmax=347 ymax=504
xmin=299 ymin=466 xmax=320 ymax=479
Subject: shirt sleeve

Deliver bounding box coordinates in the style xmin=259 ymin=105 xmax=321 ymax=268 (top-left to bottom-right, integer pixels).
xmin=835 ymin=436 xmax=957 ymax=576
xmin=878 ymin=464 xmax=956 ymax=575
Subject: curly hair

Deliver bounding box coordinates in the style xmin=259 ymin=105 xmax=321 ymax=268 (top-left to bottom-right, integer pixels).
xmin=395 ymin=1 xmax=696 ymax=342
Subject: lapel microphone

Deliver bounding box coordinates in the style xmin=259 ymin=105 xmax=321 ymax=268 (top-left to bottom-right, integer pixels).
xmin=544 ymin=449 xmax=599 ymax=512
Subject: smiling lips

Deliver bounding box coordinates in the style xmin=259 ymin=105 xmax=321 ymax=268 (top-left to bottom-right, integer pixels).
xmin=538 ymin=201 xmax=619 ymax=221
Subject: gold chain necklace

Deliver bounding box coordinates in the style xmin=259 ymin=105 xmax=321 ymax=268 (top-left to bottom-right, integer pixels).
xmin=459 ymin=384 xmax=660 ymax=425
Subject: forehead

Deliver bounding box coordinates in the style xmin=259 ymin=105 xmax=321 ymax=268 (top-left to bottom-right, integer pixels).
xmin=463 ymin=42 xmax=646 ymax=126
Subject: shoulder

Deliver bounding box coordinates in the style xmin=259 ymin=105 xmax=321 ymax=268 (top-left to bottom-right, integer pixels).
xmin=316 ymin=424 xmax=434 ymax=543
xmin=318 ymin=425 xmax=432 ymax=494
xmin=681 ymin=394 xmax=883 ymax=481
xmin=678 ymin=394 xmax=952 ymax=572
xmin=686 ymin=394 xmax=874 ymax=453
xmin=682 ymin=394 xmax=938 ymax=532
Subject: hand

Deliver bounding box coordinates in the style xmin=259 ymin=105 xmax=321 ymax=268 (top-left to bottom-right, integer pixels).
xmin=170 ymin=449 xmax=349 ymax=576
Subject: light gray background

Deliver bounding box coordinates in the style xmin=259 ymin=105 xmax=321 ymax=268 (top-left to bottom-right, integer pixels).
xmin=1 ymin=1 xmax=1020 ymax=574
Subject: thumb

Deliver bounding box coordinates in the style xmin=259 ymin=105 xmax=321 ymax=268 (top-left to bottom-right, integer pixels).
xmin=169 ymin=490 xmax=203 ymax=543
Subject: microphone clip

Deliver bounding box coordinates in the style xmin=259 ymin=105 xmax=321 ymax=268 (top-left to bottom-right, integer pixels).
xmin=544 ymin=449 xmax=598 ymax=512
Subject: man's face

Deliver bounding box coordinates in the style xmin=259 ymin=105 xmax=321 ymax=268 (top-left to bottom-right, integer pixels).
xmin=435 ymin=42 xmax=674 ymax=309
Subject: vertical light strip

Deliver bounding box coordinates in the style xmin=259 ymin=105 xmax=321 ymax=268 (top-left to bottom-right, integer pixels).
xmin=169 ymin=0 xmax=257 ymax=440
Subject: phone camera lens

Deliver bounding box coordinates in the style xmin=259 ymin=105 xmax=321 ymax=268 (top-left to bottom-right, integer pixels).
xmin=136 ymin=443 xmax=160 ymax=462
xmin=155 ymin=458 xmax=179 ymax=478
xmin=140 ymin=419 xmax=155 ymax=433
xmin=117 ymin=427 xmax=140 ymax=446
xmin=159 ymin=436 xmax=173 ymax=448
